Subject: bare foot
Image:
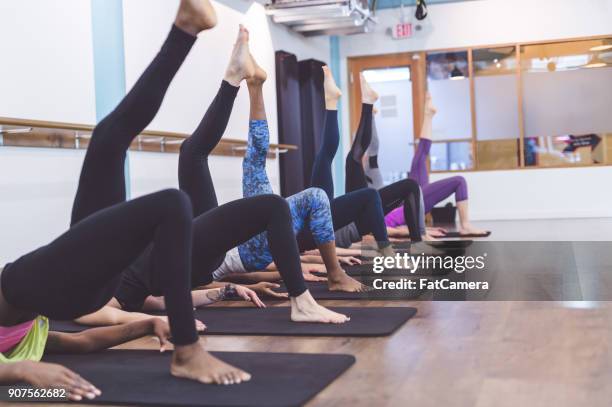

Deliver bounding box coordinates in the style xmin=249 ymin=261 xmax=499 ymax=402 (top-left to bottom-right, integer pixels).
xmin=459 ymin=223 xmax=490 ymax=236
xmin=322 ymin=66 xmax=342 ymax=109
xmin=246 ymin=54 xmax=267 ymax=87
xmin=379 ymin=245 xmax=395 ymax=257
xmin=424 ymin=91 xmax=437 ymax=117
xmin=423 ymin=232 xmax=438 ymax=242
xmin=224 ymin=25 xmax=255 ymax=87
xmin=360 ymin=73 xmax=378 ymax=104
xmin=328 ymin=270 xmax=372 ymax=293
xmin=290 ymin=291 xmax=349 ymax=323
xmin=175 ymin=0 xmax=217 ymax=36
xmin=171 ymin=342 xmax=251 ymax=385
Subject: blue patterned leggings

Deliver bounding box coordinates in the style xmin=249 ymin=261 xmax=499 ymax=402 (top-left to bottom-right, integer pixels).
xmin=238 ymin=120 xmax=335 ymax=271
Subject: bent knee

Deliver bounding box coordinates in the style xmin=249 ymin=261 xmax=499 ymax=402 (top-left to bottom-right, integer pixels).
xmin=447 ymin=176 xmax=467 ymax=188
xmin=157 ymin=189 xmax=193 ymax=216
xmin=303 ymin=187 xmax=330 ymax=206
xmin=261 ymin=193 xmax=291 ymax=213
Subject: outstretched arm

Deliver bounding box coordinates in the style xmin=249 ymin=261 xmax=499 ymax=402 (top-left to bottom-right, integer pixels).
xmin=143 ymin=288 xmax=223 ymax=310
xmin=75 ymin=301 xmax=206 ymax=332
xmin=46 ymin=318 xmax=171 ymax=354
xmin=145 ymin=285 xmax=266 ymax=309
xmin=74 ymin=300 xmax=160 ymax=326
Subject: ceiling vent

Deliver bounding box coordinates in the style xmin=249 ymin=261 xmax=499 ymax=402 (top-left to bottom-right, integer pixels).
xmin=265 ymin=0 xmax=376 ymax=37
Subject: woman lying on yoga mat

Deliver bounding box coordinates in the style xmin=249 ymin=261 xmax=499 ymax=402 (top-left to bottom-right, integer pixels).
xmin=77 ymin=26 xmax=351 ymax=326
xmin=225 ymin=54 xmax=369 ymax=293
xmin=1 ymin=0 xmax=253 ymax=388
xmin=383 ymin=93 xmax=490 ymax=237
xmin=300 ymin=66 xmax=396 ymax=255
xmin=365 ymin=110 xmax=446 ymax=241
xmin=342 ymin=72 xmax=425 ymax=245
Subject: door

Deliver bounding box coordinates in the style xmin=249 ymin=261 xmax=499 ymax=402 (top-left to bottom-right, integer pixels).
xmin=347 ymin=52 xmax=426 ymax=184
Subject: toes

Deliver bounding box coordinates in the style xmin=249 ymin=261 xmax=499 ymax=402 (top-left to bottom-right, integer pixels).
xmin=223 ymin=373 xmax=233 ymax=385
xmin=230 ymin=371 xmax=241 ymax=384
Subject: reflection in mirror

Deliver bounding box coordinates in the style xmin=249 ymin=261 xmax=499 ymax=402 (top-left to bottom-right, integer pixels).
xmin=473 ymin=46 xmax=520 ymax=170
xmin=362 ymin=67 xmax=414 ymax=185
xmin=426 ymin=51 xmax=473 ymax=161
xmin=521 ymin=38 xmax=612 ymax=167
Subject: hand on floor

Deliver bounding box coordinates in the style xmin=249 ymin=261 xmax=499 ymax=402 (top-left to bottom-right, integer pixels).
xmin=303 ymin=269 xmax=328 ymax=282
xmin=338 ymin=256 xmax=362 ymax=266
xmin=250 ymin=282 xmax=288 ymax=300
xmin=427 ymin=227 xmax=448 ymax=238
xmin=234 ymin=285 xmax=266 ymax=308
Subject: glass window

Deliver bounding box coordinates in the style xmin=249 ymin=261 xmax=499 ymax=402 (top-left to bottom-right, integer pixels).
xmin=521 ymin=38 xmax=612 ymax=167
xmin=426 ymin=51 xmax=472 ymax=143
xmin=430 ymin=140 xmax=473 ymax=171
xmin=473 ymin=46 xmax=520 ymax=170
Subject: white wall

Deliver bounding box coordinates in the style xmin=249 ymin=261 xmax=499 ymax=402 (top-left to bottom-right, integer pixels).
xmin=431 ymin=166 xmax=612 ymax=220
xmin=339 ymin=0 xmax=612 ymax=220
xmin=340 ymin=0 xmax=612 ymax=57
xmin=0 ymin=0 xmax=96 ymax=123
xmin=0 ymin=1 xmax=94 ymax=264
xmin=0 ymin=148 xmax=85 ymax=263
xmin=0 ymin=0 xmax=329 ymax=263
xmin=123 ymin=0 xmax=328 ymax=200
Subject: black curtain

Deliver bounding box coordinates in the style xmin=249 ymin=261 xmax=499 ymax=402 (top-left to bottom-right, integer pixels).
xmin=275 ymin=51 xmax=326 ymax=196
xmin=275 ymin=50 xmax=305 ymax=197
xmin=298 ymin=59 xmax=326 ymax=188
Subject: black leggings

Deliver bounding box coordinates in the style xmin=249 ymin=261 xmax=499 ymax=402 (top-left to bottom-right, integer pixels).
xmin=379 ymin=179 xmax=422 ymax=242
xmin=1 ymin=25 xmax=199 ymax=345
xmin=178 ymin=81 xmax=307 ymax=297
xmin=344 ymin=103 xmax=373 ymax=192
xmin=308 ymin=109 xmax=389 ymax=247
xmin=344 ymin=104 xmax=422 ymax=242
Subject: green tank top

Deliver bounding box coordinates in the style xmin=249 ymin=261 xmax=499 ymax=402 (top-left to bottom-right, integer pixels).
xmin=0 ymin=316 xmax=49 ymax=363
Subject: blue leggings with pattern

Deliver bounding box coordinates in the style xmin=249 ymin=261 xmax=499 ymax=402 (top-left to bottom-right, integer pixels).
xmin=239 ymin=120 xmax=335 ymax=271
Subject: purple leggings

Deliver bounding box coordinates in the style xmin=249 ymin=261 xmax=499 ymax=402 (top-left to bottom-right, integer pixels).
xmin=385 ymin=138 xmax=468 ymax=226
xmin=411 ymin=138 xmax=468 ymax=212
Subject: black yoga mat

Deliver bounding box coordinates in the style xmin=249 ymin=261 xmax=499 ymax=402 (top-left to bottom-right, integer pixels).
xmin=42 ymin=350 xmax=355 ymax=407
xmin=441 ymin=231 xmax=490 ymax=238
xmin=342 ymin=263 xmax=450 ymax=277
xmin=391 ymin=240 xmax=472 ymax=251
xmin=50 ymin=306 xmax=417 ymax=337
xmin=291 ymin=280 xmax=426 ymax=300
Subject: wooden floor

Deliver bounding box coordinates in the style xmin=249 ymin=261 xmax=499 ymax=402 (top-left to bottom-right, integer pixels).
xmin=10 ymin=219 xmax=612 ymax=407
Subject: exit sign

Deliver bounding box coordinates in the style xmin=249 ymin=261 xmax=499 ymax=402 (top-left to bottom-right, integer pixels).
xmin=392 ymin=22 xmax=412 ymax=39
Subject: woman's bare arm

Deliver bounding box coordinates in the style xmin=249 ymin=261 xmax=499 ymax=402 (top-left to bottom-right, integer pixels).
xmin=74 ymin=303 xmax=159 ymax=326
xmin=300 ymin=255 xmax=324 ymax=264
xmin=46 ymin=318 xmax=170 ymax=354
